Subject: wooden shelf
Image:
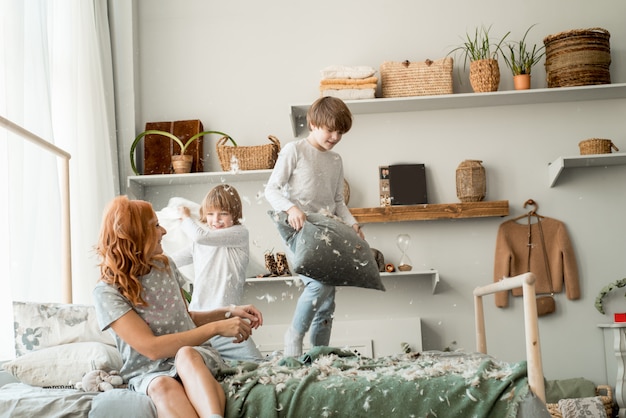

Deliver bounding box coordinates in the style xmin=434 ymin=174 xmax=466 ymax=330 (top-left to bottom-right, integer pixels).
xmin=246 ymin=269 xmax=440 ymax=293
xmin=349 ymin=200 xmax=509 ymax=223
xmin=548 ymin=153 xmax=626 ymax=187
xmin=290 ymin=83 xmax=626 ymax=137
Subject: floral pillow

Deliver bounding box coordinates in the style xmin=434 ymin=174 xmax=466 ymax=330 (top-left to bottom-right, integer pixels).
xmin=268 ymin=211 xmax=385 ymax=291
xmin=12 ymin=301 xmax=115 ymax=357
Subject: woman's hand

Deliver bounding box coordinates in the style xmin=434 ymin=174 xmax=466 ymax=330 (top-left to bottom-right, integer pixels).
xmin=213 ymin=317 xmax=254 ymax=343
xmin=229 ymin=304 xmax=264 ymax=329
xmin=286 ymin=206 xmax=306 ymax=231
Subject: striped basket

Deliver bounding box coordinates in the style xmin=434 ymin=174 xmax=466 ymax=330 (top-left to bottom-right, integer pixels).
xmin=543 ymin=28 xmax=611 ymax=88
xmin=380 ymin=58 xmax=453 ymax=98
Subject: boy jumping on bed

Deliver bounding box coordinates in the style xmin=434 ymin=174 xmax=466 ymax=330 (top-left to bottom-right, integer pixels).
xmin=265 ymin=96 xmax=363 ymax=357
xmin=173 ymin=184 xmax=263 ymax=363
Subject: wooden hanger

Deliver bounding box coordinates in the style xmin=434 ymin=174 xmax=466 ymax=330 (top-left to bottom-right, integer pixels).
xmin=511 ymin=199 xmax=545 ymax=222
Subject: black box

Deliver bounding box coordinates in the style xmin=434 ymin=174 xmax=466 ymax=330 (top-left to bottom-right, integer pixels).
xmin=388 ymin=164 xmax=427 ymax=205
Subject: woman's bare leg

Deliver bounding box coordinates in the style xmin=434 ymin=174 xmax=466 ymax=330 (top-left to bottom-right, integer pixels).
xmin=147 ymin=375 xmax=199 ymax=418
xmin=175 ymin=346 xmax=226 ymax=416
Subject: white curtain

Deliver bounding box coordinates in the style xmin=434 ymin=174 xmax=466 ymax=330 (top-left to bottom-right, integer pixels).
xmin=0 ymin=0 xmax=119 ymax=359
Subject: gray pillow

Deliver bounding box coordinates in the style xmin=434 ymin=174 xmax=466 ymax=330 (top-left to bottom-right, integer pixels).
xmin=268 ymin=211 xmax=385 ymax=291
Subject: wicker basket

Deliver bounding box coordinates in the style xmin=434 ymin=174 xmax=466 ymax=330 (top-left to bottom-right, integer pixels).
xmin=579 ymin=138 xmax=618 ymax=155
xmin=217 ymin=135 xmax=280 ymax=171
xmin=380 ymin=58 xmax=453 ymax=98
xmin=546 ymin=385 xmax=613 ymax=418
xmin=469 ymin=59 xmax=500 ymax=92
xmin=543 ymin=28 xmax=611 ymax=88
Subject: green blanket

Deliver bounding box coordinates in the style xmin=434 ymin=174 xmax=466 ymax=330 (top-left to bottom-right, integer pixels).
xmin=219 ymin=347 xmax=530 ymax=418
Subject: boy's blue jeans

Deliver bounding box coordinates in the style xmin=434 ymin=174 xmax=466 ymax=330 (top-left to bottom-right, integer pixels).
xmin=288 ymin=275 xmax=336 ymax=352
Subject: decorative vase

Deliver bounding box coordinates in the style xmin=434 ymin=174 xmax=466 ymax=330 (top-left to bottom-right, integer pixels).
xmin=469 ymin=59 xmax=500 ymax=92
xmin=456 ymin=160 xmax=486 ymax=202
xmin=513 ymin=74 xmax=531 ymax=90
xmin=171 ymin=155 xmax=193 ymax=174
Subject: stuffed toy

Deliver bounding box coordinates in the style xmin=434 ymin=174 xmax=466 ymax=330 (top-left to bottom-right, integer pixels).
xmin=75 ymin=370 xmax=124 ymax=392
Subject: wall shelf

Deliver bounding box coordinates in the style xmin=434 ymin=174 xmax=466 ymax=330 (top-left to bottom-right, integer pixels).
xmin=246 ymin=269 xmax=440 ymax=293
xmin=548 ymin=153 xmax=626 ymax=187
xmin=127 ymin=169 xmax=273 ymax=200
xmin=290 ymin=83 xmax=626 ymax=137
xmin=349 ymin=200 xmax=509 ymax=223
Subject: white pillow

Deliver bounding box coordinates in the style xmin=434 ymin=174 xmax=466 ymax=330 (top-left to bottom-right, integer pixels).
xmin=13 ymin=301 xmax=115 ymax=357
xmin=2 ymin=342 xmax=123 ymax=387
xmin=156 ymin=197 xmax=201 ymax=281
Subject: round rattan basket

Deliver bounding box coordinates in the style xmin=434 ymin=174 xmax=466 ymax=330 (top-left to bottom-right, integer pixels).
xmin=543 ymin=28 xmax=611 ymax=88
xmin=578 ymin=138 xmax=618 ymax=155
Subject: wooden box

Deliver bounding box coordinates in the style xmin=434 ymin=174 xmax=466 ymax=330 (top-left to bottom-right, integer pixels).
xmin=143 ymin=119 xmax=204 ymax=174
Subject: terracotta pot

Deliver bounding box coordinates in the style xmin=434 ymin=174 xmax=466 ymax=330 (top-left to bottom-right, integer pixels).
xmin=171 ymin=155 xmax=193 ymax=174
xmin=513 ymin=74 xmax=531 ymax=90
xmin=469 ymin=59 xmax=500 ymax=92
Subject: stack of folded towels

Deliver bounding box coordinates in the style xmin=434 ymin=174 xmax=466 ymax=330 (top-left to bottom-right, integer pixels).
xmin=319 ymin=65 xmax=378 ymax=100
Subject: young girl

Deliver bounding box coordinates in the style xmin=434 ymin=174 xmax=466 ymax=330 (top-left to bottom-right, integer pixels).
xmin=264 ymin=96 xmax=363 ymax=357
xmin=93 ymin=195 xmax=263 ymax=418
xmin=173 ymin=184 xmax=263 ymax=362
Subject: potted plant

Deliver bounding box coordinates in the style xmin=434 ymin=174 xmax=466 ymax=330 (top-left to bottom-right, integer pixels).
xmin=595 ymin=277 xmax=626 ymax=321
xmin=130 ymin=129 xmax=235 ymax=175
xmin=448 ymin=25 xmax=510 ymax=93
xmin=501 ymin=24 xmax=545 ymax=90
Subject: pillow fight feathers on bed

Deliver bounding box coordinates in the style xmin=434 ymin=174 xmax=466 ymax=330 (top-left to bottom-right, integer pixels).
xmin=268 ymin=210 xmax=384 ymax=291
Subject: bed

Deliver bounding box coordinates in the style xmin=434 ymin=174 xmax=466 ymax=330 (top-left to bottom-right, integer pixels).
xmin=0 ymin=272 xmax=550 ymax=418
xmin=0 ymin=119 xmax=549 ymax=417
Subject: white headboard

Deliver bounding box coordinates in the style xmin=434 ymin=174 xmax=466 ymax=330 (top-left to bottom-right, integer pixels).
xmin=0 ymin=115 xmax=73 ymax=303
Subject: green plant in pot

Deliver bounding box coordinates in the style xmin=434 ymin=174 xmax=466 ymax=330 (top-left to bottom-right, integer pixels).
xmin=501 ymin=24 xmax=545 ymax=90
xmin=595 ymin=277 xmax=626 ymax=317
xmin=448 ymin=25 xmax=510 ymax=93
xmin=130 ymin=130 xmax=236 ymax=175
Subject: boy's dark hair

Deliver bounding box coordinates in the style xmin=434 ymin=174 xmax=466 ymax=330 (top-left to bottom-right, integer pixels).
xmin=306 ymin=96 xmax=353 ymax=134
xmin=200 ymin=184 xmax=243 ymax=225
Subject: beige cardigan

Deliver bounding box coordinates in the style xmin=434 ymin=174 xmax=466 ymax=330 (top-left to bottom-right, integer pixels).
xmin=493 ymin=217 xmax=581 ymax=308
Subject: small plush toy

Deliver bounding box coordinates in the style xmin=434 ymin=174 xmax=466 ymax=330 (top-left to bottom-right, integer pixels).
xmin=75 ymin=370 xmax=124 ymax=392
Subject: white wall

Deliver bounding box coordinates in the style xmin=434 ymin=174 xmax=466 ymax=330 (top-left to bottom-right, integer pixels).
xmin=117 ymin=0 xmax=626 ymax=384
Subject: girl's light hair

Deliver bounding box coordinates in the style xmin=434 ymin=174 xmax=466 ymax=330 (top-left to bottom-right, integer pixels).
xmin=199 ymin=184 xmax=243 ymax=225
xmin=96 ymin=196 xmax=168 ymax=306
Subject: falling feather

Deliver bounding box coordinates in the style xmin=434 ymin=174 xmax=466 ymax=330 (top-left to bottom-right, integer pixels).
xmin=362 ymin=395 xmax=371 ymax=411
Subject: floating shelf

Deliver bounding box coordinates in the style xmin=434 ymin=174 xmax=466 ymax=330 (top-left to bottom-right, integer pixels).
xmin=246 ymin=269 xmax=440 ymax=293
xmin=349 ymin=200 xmax=509 ymax=223
xmin=290 ymin=83 xmax=626 ymax=137
xmin=548 ymin=153 xmax=626 ymax=187
xmin=126 ymin=169 xmax=273 ymax=199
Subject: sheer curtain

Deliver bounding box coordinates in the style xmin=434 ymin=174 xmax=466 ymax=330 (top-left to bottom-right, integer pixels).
xmin=0 ymin=0 xmax=119 ymax=359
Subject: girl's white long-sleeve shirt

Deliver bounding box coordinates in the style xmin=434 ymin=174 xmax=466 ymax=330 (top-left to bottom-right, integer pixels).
xmin=264 ymin=138 xmax=356 ymax=225
xmin=171 ymin=218 xmax=249 ymax=311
